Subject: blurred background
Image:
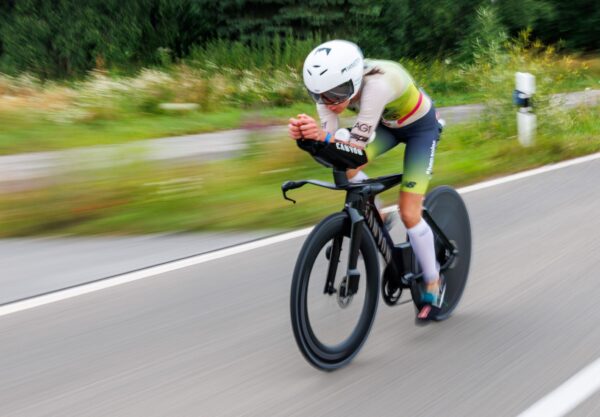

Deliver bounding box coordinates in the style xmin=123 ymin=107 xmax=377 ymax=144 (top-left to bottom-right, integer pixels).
xmin=0 ymin=0 xmax=598 ymax=237
xmin=0 ymin=2 xmax=599 ymax=416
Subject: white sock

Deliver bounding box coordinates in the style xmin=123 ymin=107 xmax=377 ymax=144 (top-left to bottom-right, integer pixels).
xmin=406 ymin=218 xmax=439 ymax=284
xmin=349 ymin=171 xmax=383 ymax=209
xmin=349 ymin=170 xmax=368 ymax=183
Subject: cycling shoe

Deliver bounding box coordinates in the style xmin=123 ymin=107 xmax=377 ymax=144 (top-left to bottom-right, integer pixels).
xmin=414 ymin=274 xmax=446 ymax=325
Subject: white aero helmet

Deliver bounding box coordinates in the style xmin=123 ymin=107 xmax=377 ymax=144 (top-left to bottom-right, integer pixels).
xmin=303 ymin=40 xmax=364 ymax=105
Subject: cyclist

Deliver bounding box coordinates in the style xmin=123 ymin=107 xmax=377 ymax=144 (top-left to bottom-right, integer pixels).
xmin=288 ymin=39 xmax=443 ymax=323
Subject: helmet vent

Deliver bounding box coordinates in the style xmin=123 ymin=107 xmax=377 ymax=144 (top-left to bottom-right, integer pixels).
xmin=319 ymin=69 xmax=328 ymax=75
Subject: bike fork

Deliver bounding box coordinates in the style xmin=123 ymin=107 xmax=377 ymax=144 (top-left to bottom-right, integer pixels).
xmin=323 ymin=207 xmax=364 ymax=297
xmin=324 ymin=235 xmax=342 ymax=295
xmin=343 ymin=207 xmax=363 ymax=296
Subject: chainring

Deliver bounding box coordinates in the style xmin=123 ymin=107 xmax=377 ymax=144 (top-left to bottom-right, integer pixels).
xmin=382 ymin=265 xmax=403 ymax=306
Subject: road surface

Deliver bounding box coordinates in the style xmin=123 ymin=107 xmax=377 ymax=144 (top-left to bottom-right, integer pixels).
xmin=0 ymin=156 xmax=599 ymax=416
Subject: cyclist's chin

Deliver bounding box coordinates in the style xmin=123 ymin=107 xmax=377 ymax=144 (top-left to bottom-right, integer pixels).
xmin=327 ymin=103 xmax=349 ymax=114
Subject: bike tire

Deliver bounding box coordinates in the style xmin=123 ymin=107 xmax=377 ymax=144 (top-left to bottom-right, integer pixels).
xmin=290 ymin=212 xmax=380 ymax=370
xmin=411 ymin=186 xmax=472 ymax=321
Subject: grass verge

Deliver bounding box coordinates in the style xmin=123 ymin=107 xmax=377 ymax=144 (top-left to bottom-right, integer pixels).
xmin=0 ymin=48 xmax=598 ymax=155
xmin=0 ymin=105 xmax=597 ymax=237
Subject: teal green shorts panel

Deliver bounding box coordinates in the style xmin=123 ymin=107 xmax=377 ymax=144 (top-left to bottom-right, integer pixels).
xmin=365 ymin=106 xmax=440 ymax=195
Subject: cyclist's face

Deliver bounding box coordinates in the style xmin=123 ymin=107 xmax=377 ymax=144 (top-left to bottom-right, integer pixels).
xmin=326 ymin=99 xmax=350 ymax=114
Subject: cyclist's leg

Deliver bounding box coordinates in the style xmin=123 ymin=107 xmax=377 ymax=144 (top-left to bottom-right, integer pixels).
xmin=365 ymin=124 xmax=402 ymax=160
xmin=347 ymin=167 xmax=368 ymax=181
xmin=394 ymin=108 xmax=441 ymax=317
xmin=354 ymin=125 xmax=403 ymax=225
xmin=402 ymin=191 xmax=439 ymax=285
xmin=346 ymin=123 xmax=400 ymax=179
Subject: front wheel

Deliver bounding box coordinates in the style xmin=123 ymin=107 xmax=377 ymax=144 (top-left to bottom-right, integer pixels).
xmin=290 ymin=212 xmax=380 ymax=370
xmin=411 ymin=186 xmax=472 ymax=321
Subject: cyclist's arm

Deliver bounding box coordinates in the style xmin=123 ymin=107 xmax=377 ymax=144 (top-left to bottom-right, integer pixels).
xmin=348 ymin=77 xmax=394 ymax=146
xmin=296 ymin=110 xmax=367 ymax=168
xmin=316 ymin=104 xmax=339 ymax=134
xmin=296 ymin=138 xmax=367 ymax=169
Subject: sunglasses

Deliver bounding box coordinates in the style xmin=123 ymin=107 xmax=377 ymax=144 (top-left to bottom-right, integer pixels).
xmin=307 ymin=80 xmax=354 ymax=105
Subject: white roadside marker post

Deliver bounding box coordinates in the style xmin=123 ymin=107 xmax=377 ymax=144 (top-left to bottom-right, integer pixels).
xmin=514 ymin=72 xmax=536 ymax=147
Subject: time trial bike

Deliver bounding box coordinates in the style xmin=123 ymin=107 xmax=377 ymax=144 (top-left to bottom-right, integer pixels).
xmin=282 ymin=161 xmax=471 ymax=371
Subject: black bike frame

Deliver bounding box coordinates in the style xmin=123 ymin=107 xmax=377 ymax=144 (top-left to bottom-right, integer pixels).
xmin=281 ymin=168 xmax=457 ymax=295
xmin=341 ymin=182 xmax=403 ymax=293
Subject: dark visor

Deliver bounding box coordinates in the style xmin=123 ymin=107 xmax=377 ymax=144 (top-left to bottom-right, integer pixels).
xmin=307 ymin=80 xmax=354 ymax=105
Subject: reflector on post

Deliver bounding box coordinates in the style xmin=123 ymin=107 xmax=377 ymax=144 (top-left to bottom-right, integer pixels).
xmin=514 ymin=72 xmax=536 ymax=147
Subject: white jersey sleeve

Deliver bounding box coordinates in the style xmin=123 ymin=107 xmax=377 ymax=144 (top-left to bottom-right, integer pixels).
xmin=348 ymin=76 xmax=396 ymax=147
xmin=316 ymin=104 xmax=339 ymax=133
xmin=314 ymin=59 xmax=431 ymax=148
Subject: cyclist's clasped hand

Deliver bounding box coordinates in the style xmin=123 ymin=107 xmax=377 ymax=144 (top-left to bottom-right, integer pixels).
xmin=288 ymin=114 xmax=323 ymax=141
xmin=288 ymin=117 xmax=303 ymax=140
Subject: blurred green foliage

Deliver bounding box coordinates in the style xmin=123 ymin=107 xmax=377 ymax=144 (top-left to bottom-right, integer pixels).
xmin=0 ymin=3 xmax=598 ymax=235
xmin=0 ymin=103 xmax=597 ymax=236
xmin=0 ymin=24 xmax=597 ymax=155
xmin=0 ymin=0 xmax=598 ymax=78
xmin=458 ymin=6 xmax=508 ymax=65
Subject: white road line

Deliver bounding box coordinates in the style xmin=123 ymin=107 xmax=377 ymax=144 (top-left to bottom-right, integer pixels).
xmin=0 ymin=151 xmax=598 ymax=318
xmin=380 ymin=152 xmax=600 ymax=213
xmin=0 ymin=227 xmax=313 ymax=318
xmin=515 ymin=357 xmax=600 ymax=417
xmin=458 ymin=152 xmax=600 ymax=194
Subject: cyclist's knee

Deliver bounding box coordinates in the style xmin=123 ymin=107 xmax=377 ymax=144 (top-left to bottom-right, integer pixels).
xmin=400 ymin=210 xmax=421 ymax=229
xmin=347 ymin=165 xmax=368 ymax=181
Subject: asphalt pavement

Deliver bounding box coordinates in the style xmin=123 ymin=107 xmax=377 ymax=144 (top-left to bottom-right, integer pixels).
xmin=0 ymin=155 xmax=599 ymax=416
xmin=0 ymin=231 xmax=273 ymax=305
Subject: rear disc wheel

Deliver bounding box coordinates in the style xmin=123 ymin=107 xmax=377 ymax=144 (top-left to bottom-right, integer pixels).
xmin=410 ymin=186 xmax=472 ymax=320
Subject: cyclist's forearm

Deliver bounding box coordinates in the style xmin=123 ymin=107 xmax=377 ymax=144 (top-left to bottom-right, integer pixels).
xmin=296 ymin=138 xmax=368 ymax=169
xmin=299 ymin=127 xmax=329 ymax=142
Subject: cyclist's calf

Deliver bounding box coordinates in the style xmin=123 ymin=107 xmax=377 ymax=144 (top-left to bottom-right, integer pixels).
xmin=399 ymin=191 xmax=424 ymax=229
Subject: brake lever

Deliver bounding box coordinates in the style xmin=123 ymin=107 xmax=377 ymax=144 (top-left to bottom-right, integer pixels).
xmin=283 ymin=190 xmax=296 ymax=204
xmin=281 ymin=180 xmax=299 ymax=204
xmin=281 ymin=178 xmax=340 ymax=204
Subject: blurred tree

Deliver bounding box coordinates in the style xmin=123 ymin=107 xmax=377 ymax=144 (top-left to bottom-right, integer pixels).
xmin=458 ymin=5 xmax=508 ymax=64
xmin=342 ymin=0 xmax=388 ymax=57
xmin=140 ymin=0 xmax=221 ymax=61
xmin=354 ymin=0 xmax=488 ymax=59
xmin=0 ymin=0 xmax=597 ymax=79
xmin=494 ymin=0 xmax=599 ymax=52
xmin=0 ymin=1 xmax=15 ymax=70
xmin=213 ymin=0 xmax=487 ymax=60
xmin=215 ymin=0 xmax=346 ymax=40
xmin=494 ymin=0 xmax=555 ymax=35
xmin=403 ymin=0 xmax=486 ymax=58
xmin=534 ymin=0 xmax=600 ymax=51
xmin=0 ymin=0 xmax=145 ymax=78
